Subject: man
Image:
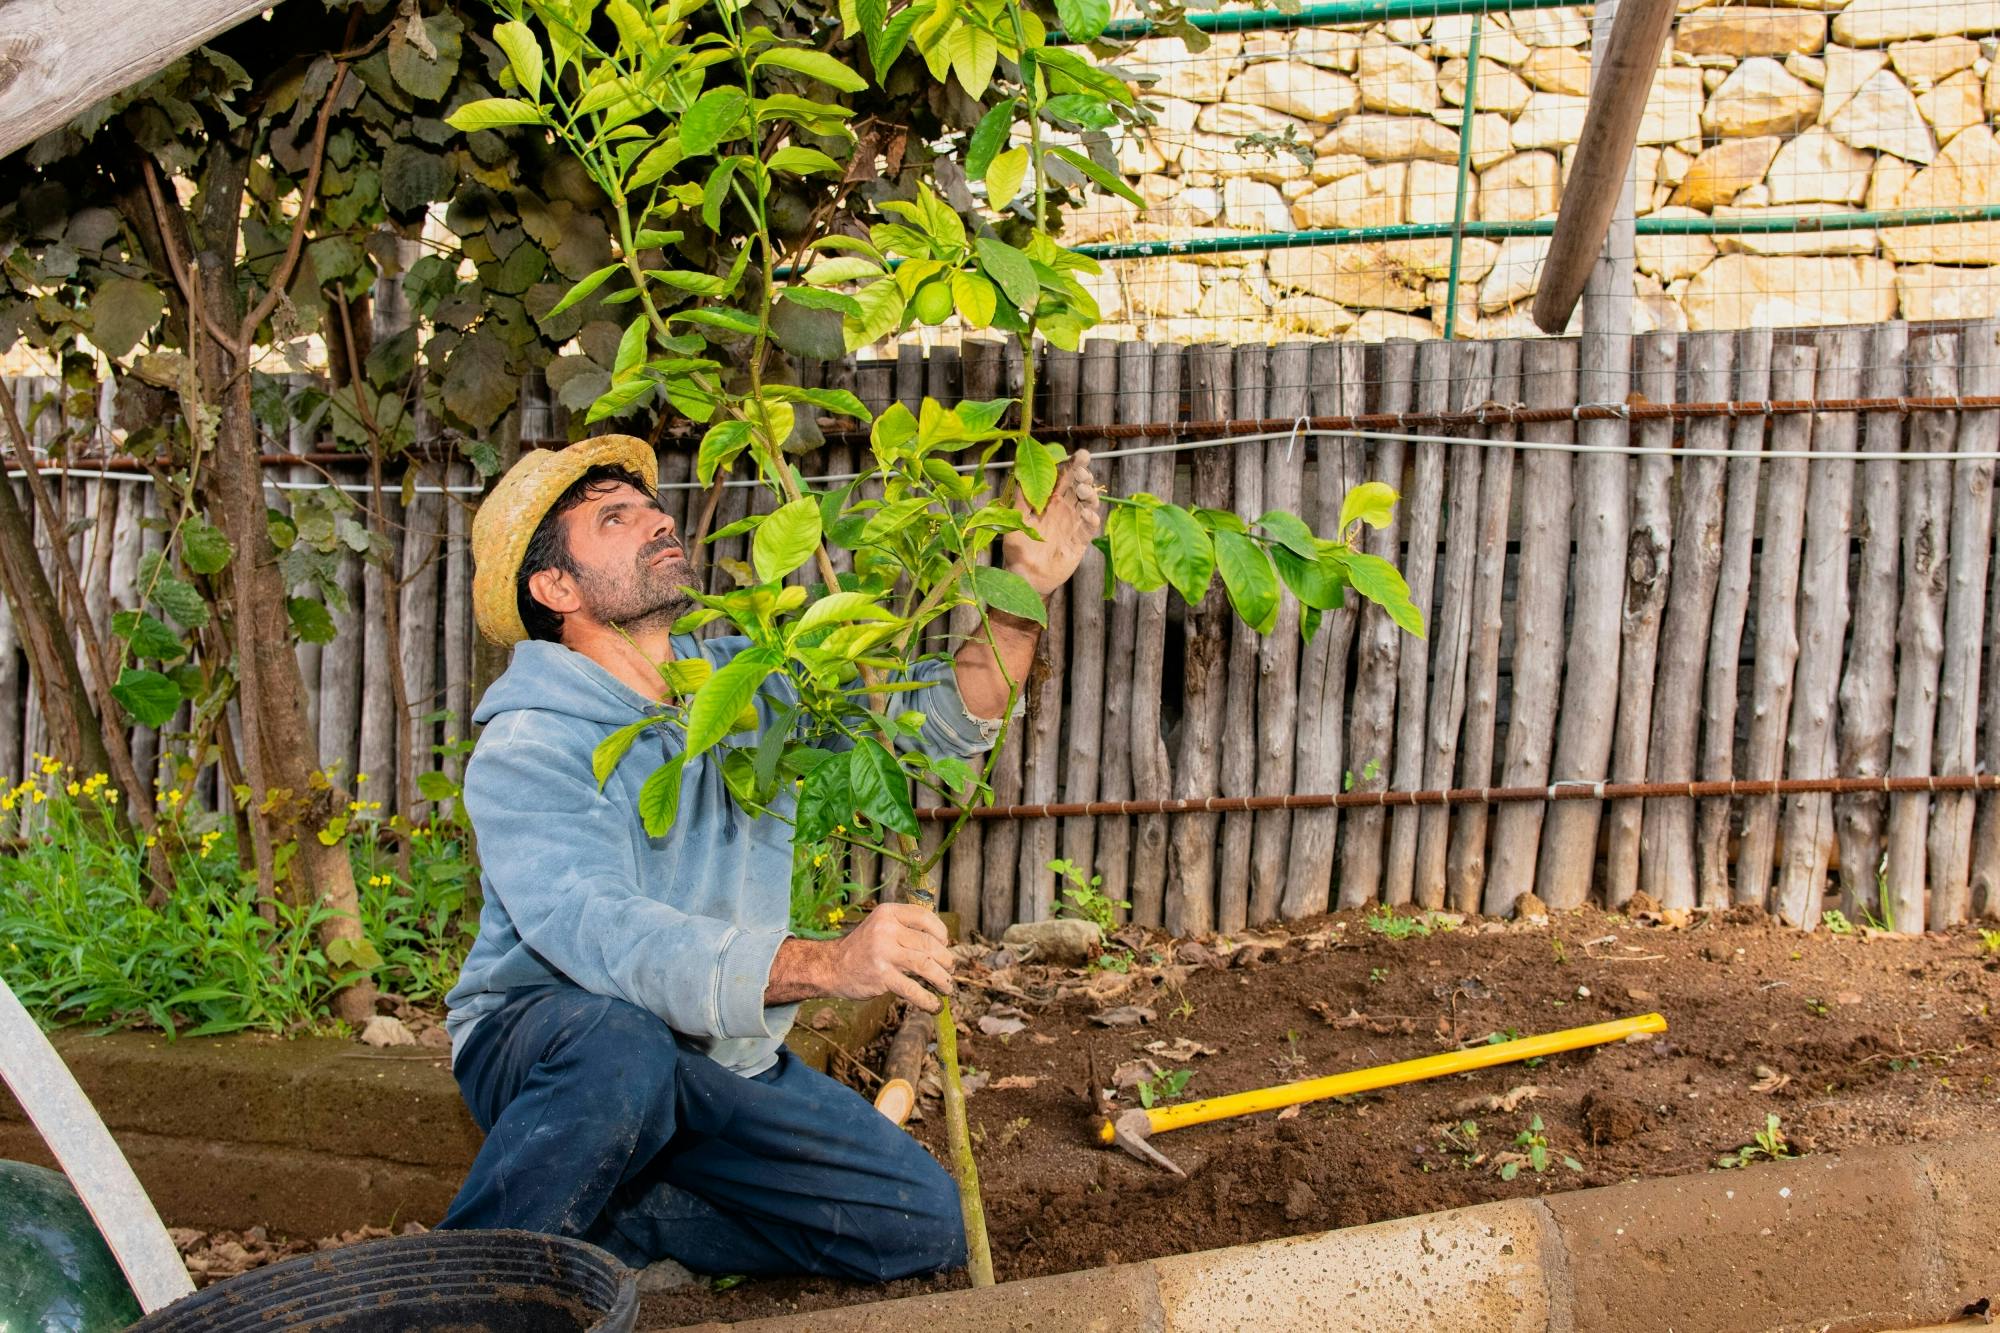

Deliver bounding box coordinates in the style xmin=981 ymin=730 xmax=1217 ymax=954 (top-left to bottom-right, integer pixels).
xmin=441 ymin=433 xmax=1101 ymax=1282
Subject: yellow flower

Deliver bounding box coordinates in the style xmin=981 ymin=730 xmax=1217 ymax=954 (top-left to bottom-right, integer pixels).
xmin=65 ymin=781 xmax=79 ymax=796
xmin=834 ymin=824 xmax=846 ymax=836
xmin=30 ymin=789 xmax=45 ymax=804
xmin=162 ymin=789 xmax=184 ymax=808
xmin=355 ymin=773 xmax=369 ymax=785
xmin=144 ymin=834 xmax=157 ymax=848
xmin=829 ymin=908 xmax=846 ymax=924
xmin=2 ymin=795 xmax=15 ymax=812
xmin=38 ymin=757 xmax=60 ymax=775
xmin=812 ymin=854 xmax=825 ymax=867
xmin=348 ymin=800 xmax=364 ymax=813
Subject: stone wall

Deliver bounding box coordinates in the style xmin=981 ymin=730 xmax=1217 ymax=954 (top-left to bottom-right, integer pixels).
xmin=1058 ymin=1 xmax=2000 ymax=342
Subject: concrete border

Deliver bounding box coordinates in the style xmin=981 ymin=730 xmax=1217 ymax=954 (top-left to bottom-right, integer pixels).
xmin=677 ymin=1135 xmax=2000 ymax=1333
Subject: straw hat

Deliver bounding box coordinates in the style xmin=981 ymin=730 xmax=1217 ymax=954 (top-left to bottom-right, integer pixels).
xmin=471 ymin=434 xmax=658 ymax=646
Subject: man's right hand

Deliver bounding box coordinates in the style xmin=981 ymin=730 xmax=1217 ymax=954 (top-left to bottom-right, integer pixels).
xmin=765 ymin=904 xmax=955 ymax=1012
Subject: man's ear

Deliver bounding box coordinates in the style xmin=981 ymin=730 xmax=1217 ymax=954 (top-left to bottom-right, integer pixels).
xmin=527 ymin=567 xmax=582 ymax=617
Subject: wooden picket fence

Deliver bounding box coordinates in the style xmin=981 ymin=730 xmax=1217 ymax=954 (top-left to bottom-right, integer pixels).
xmin=7 ymin=317 xmax=2000 ymax=938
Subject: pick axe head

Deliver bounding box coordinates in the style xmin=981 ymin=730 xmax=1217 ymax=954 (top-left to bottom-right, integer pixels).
xmin=1107 ymin=1109 xmax=1185 ymax=1176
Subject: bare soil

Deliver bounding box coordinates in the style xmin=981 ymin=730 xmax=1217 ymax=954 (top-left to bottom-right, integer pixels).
xmin=638 ymin=906 xmax=2000 ymax=1328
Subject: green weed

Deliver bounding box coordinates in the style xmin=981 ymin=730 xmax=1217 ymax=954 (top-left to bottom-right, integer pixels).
xmin=1049 ymin=857 xmax=1129 ymax=933
xmin=1137 ymin=1067 xmax=1193 ymax=1109
xmin=1365 ymin=905 xmax=1433 ymax=940
xmin=1716 ymin=1114 xmax=1795 ymax=1169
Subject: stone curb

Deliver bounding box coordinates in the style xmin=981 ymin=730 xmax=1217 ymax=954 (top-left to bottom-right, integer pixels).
xmin=679 ymin=1134 xmax=2000 ymax=1333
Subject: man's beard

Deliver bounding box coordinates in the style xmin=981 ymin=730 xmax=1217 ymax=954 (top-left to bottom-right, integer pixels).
xmin=574 ymin=535 xmax=700 ymax=633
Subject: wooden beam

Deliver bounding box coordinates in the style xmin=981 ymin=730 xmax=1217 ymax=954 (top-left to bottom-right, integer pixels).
xmin=0 ymin=0 xmax=283 ymax=159
xmin=1528 ymin=0 xmax=1676 ymax=335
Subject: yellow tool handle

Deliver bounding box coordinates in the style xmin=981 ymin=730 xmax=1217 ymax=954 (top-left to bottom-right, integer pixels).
xmin=1098 ymin=1012 xmax=1667 ymax=1143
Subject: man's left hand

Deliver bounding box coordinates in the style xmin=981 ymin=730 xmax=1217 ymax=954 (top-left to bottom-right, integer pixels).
xmin=1003 ymin=449 xmax=1104 ymax=597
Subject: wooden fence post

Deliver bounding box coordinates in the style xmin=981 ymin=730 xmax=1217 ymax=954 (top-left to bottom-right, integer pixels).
xmin=1773 ymin=326 xmax=1862 ymax=927
xmin=1836 ymin=322 xmax=1909 ymax=922
xmin=1883 ymin=329 xmax=1957 ymax=932
xmin=1484 ymin=338 xmax=1576 ymax=917
xmin=1446 ymin=339 xmax=1520 ymax=915
xmin=1285 ymin=342 xmax=1366 ymax=919
xmin=1216 ymin=345 xmax=1268 ymax=933
xmin=1926 ymin=320 xmax=1998 ymax=930
xmin=1056 ymin=343 xmax=1116 ymax=910
xmin=1017 ymin=347 xmax=1079 ymax=923
xmin=1696 ymin=327 xmax=1773 ymax=908
xmin=1734 ymin=340 xmax=1817 ymax=911
xmin=1414 ymin=339 xmax=1491 ymax=909
xmin=1248 ymin=341 xmax=1309 ymax=926
xmin=1603 ymin=330 xmax=1677 ymax=908
xmin=1127 ymin=344 xmax=1180 ymax=927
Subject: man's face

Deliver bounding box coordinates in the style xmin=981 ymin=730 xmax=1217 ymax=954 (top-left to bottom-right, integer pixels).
xmin=548 ymin=481 xmax=699 ymax=634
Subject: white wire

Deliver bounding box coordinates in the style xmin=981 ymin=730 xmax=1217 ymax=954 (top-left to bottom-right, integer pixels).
xmin=17 ymin=405 xmax=1998 ymax=499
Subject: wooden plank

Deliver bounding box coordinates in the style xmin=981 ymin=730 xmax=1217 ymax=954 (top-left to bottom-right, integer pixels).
xmin=358 ymin=492 xmax=400 ymax=806
xmin=1248 ymin=341 xmax=1309 ymax=925
xmin=1695 ymin=327 xmax=1773 ymax=909
xmin=1216 ymin=344 xmax=1268 ymax=933
xmin=443 ymin=463 xmax=474 ymax=783
xmin=1286 ymin=342 xmax=1367 ymax=920
xmin=1339 ymin=340 xmax=1415 ymax=909
xmin=1773 ymin=326 xmax=1863 ymax=928
xmin=1536 ymin=277 xmax=1634 ymax=911
xmin=1384 ymin=340 xmax=1451 ymax=907
xmin=1169 ymin=343 xmax=1233 ymax=935
xmin=1415 ymin=340 xmax=1492 ymax=909
xmin=1638 ymin=330 xmax=1731 ymax=911
xmin=1128 ymin=345 xmax=1181 ymax=927
xmin=1733 ymin=342 xmax=1817 ymax=911
xmin=1093 ymin=344 xmax=1145 ymax=922
xmin=1972 ymin=459 xmax=2000 ymax=920
xmin=1061 ymin=341 xmax=1116 ymax=909
xmin=283 ymin=375 xmax=323 ymax=743
xmin=1446 ymin=340 xmax=1521 ymax=915
xmin=1483 ymin=337 xmax=1577 ymax=917
xmin=1017 ymin=348 xmax=1079 ymax=923
xmin=128 ymin=485 xmax=165 ymax=789
xmin=319 ymin=544 xmax=366 ymax=785
xmin=962 ymin=339 xmax=1015 ymax=937
xmin=1926 ymin=320 xmax=1999 ymax=930
xmin=399 ymin=486 xmax=443 ymax=822
xmin=1883 ymin=330 xmax=1957 ymax=933
xmin=1603 ymin=330 xmax=1677 ymax=909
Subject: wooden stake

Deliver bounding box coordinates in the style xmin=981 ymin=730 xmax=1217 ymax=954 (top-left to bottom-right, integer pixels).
xmin=1249 ymin=341 xmax=1309 ymax=925
xmin=1384 ymin=340 xmax=1449 ymax=907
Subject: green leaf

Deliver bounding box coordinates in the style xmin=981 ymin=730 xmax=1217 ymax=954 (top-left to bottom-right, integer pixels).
xmin=326 ymin=937 xmax=385 ymax=971
xmin=841 ymin=279 xmax=906 ymax=352
xmin=976 ymin=237 xmax=1037 ymax=312
xmin=585 ymin=377 xmax=655 ymax=425
xmin=1105 ymin=504 xmax=1165 ymax=591
xmin=796 ymin=750 xmax=852 ymax=844
xmin=1014 ymin=438 xmax=1059 ymax=510
xmin=1153 ymin=504 xmax=1215 ymax=606
xmin=767 ymin=146 xmax=843 ymax=177
xmin=1042 ymin=93 xmax=1118 ymax=130
xmin=966 ymin=98 xmax=1017 ymax=181
xmin=970 ymin=564 xmax=1047 ymax=626
xmin=1214 ymin=531 xmax=1280 ymax=634
xmin=701 ymin=157 xmax=741 ymax=231
xmin=849 ymin=738 xmax=917 ymax=836
xmin=754 ymin=48 xmax=867 ymax=92
xmin=682 ymin=87 xmax=749 ymax=156
xmin=779 ymin=286 xmax=863 ymax=317
xmin=416 ymin=771 xmax=460 ymax=803
xmin=797 ymin=591 xmax=896 ymax=634
xmin=944 ymin=24 xmax=998 ymax=100
xmin=1054 ymin=0 xmax=1112 ymax=41
xmin=639 ymin=754 xmax=689 ymax=837
xmin=1257 ymin=510 xmax=1318 ymax=560
xmin=673 ymin=306 xmax=761 ymax=336
xmin=754 ymin=497 xmax=822 ymax=584
xmin=805 ymin=256 xmax=885 ymax=286
xmin=593 ymin=716 xmax=659 ymax=789
xmin=548 ymin=264 xmax=620 ymax=319
xmin=951 ymin=271 xmax=998 ymax=328
xmin=685 ymin=647 xmax=778 ymax=756
xmin=111 ymin=668 xmax=180 ymax=728
xmin=493 ymin=20 xmax=544 ymax=100
xmin=1340 ymin=481 xmax=1400 ymax=532
xmin=149 ymin=573 xmax=209 ymax=630
xmin=766 ymin=384 xmax=872 ymax=421
xmin=697 ymin=419 xmax=754 ymax=485
xmin=180 ymin=516 xmax=233 ymax=575
xmin=1272 ymin=546 xmax=1347 ymax=612
xmin=614 ymin=314 xmax=650 ymax=379
xmin=286 ymin=596 xmax=338 ymax=644
xmin=111 ymin=610 xmax=186 ymax=663
xmin=89 ymin=278 xmax=164 ymax=361
xmin=446 ymin=97 xmax=543 ymax=132
xmin=1345 ymin=550 xmax=1426 ymax=639
xmin=984 ymin=146 xmax=1029 ymax=206
xmin=1047 ymin=145 xmax=1146 ymax=207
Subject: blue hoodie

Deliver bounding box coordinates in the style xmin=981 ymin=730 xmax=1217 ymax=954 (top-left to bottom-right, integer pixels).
xmin=443 ymin=636 xmax=1003 ymax=1076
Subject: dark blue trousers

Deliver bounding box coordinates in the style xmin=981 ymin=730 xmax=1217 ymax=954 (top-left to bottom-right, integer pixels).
xmin=438 ymin=984 xmax=965 ymax=1281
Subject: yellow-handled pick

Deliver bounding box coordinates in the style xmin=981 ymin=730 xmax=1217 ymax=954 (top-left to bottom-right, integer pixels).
xmin=1099 ymin=1012 xmax=1668 ymax=1174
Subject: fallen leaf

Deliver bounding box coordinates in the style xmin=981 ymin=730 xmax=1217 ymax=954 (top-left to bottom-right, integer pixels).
xmin=989 ymin=1074 xmax=1041 ymax=1091
xmin=1112 ymin=1058 xmax=1162 ymax=1089
xmin=977 ymin=1014 xmax=1027 ymax=1037
xmin=959 ymin=1070 xmax=991 ymax=1096
xmin=1455 ymin=1085 xmax=1545 ymax=1115
xmin=1276 ymin=1105 xmax=1301 ymax=1121
xmin=1145 ymin=1037 xmax=1219 ymax=1061
xmin=1090 ymin=1004 xmax=1156 ymax=1027
xmin=1029 ymin=1032 xmax=1059 ymax=1046
xmin=1750 ymin=1065 xmax=1791 ymax=1094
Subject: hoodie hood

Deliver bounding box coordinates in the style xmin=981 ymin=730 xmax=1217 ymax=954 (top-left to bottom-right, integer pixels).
xmin=472 ymin=637 xmax=698 ymax=728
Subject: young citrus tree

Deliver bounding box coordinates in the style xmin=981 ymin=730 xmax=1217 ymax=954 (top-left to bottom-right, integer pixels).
xmin=452 ymin=0 xmax=1426 ymax=1283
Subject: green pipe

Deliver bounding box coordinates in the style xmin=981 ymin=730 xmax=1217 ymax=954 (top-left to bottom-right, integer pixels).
xmin=1442 ymin=19 xmax=1481 ymax=342
xmin=1075 ymin=203 xmax=2000 ymax=262
xmin=1074 ymin=0 xmax=1578 ymax=43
